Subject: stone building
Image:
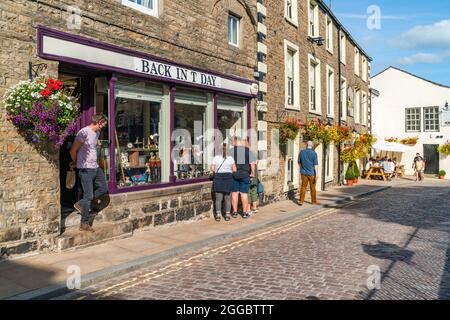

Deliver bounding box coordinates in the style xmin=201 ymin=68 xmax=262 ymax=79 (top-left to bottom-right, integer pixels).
xmin=257 ymin=0 xmax=372 ymax=200
xmin=0 ymin=0 xmax=260 ymax=258
xmin=0 ymin=0 xmax=372 ymax=259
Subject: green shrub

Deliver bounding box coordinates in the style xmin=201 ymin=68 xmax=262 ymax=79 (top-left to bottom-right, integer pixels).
xmin=439 ymin=170 xmax=446 ymax=176
xmin=352 ymin=161 xmax=360 ymax=178
xmin=345 ymin=166 xmax=355 ymax=180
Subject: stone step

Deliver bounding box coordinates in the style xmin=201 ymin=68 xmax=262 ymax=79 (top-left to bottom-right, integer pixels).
xmin=61 ymin=211 xmax=104 ymax=230
xmin=56 ymin=221 xmax=133 ymax=252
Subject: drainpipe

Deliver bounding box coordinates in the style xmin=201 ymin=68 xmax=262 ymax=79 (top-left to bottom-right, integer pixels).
xmin=337 ymin=27 xmax=343 ymax=185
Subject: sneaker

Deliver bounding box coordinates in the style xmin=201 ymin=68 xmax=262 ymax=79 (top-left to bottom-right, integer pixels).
xmin=252 ymin=209 xmax=259 ymax=214
xmin=231 ymin=212 xmax=239 ymax=218
xmin=224 ymin=213 xmax=231 ymax=221
xmin=214 ymin=213 xmax=221 ymax=222
xmin=79 ymin=222 xmax=95 ymax=232
xmin=73 ymin=201 xmax=81 ymax=213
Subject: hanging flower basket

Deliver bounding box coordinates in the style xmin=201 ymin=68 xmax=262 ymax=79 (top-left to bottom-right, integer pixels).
xmin=438 ymin=142 xmax=450 ymax=156
xmin=302 ymin=119 xmax=323 ymax=144
xmin=385 ymin=137 xmax=399 ymax=143
xmin=279 ymin=118 xmax=303 ymax=145
xmin=3 ymin=77 xmax=80 ymax=148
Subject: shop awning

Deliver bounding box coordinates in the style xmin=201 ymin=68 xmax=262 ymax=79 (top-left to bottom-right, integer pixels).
xmin=372 ymin=140 xmax=412 ymax=153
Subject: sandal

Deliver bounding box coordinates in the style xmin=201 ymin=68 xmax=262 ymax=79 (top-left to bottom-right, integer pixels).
xmin=242 ymin=212 xmax=251 ymax=219
xmin=231 ymin=212 xmax=239 ymax=218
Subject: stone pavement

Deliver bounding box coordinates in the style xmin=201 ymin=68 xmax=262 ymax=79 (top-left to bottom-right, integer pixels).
xmin=1 ymin=179 xmax=397 ymax=299
xmin=55 ymin=178 xmax=450 ymax=300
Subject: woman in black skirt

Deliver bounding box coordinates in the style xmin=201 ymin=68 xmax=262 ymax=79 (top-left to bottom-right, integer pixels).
xmin=210 ymin=144 xmax=236 ymax=221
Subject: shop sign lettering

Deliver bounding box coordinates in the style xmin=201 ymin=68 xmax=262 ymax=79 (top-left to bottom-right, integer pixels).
xmin=135 ymin=58 xmax=221 ymax=88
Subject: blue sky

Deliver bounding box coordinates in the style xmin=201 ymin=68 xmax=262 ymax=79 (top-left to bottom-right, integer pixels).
xmin=329 ymin=0 xmax=450 ymax=85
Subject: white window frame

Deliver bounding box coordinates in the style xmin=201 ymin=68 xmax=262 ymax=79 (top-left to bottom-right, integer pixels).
xmin=326 ymin=16 xmax=333 ymax=54
xmin=362 ymin=57 xmax=367 ymax=82
xmin=228 ymin=14 xmax=240 ymax=47
xmin=424 ymin=106 xmax=440 ymax=132
xmin=326 ymin=65 xmax=335 ymax=118
xmin=340 ymin=32 xmax=346 ymax=65
xmin=284 ymin=40 xmax=300 ymax=110
xmin=340 ymin=76 xmax=347 ymax=121
xmin=308 ymin=0 xmax=319 ymax=38
xmin=362 ymin=91 xmax=368 ymax=126
xmin=354 ymin=89 xmax=360 ymax=123
xmin=405 ymin=107 xmax=421 ymax=132
xmin=308 ymin=54 xmax=321 ymax=115
xmin=354 ymin=48 xmax=360 ymax=76
xmin=285 ymin=0 xmax=298 ymax=26
xmin=121 ymin=0 xmax=159 ymax=17
xmin=325 ymin=144 xmax=334 ymax=182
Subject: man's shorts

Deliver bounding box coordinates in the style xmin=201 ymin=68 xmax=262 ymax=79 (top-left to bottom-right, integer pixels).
xmin=249 ymin=185 xmax=258 ymax=203
xmin=232 ymin=177 xmax=250 ymax=193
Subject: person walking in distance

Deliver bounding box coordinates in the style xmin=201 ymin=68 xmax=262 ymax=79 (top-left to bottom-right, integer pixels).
xmin=70 ymin=113 xmax=109 ymax=232
xmin=297 ymin=141 xmax=319 ymax=206
xmin=412 ymin=153 xmax=426 ymax=182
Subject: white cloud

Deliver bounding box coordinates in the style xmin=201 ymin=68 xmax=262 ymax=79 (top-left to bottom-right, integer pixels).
xmin=395 ymin=20 xmax=450 ymax=49
xmin=398 ymin=53 xmax=447 ymax=65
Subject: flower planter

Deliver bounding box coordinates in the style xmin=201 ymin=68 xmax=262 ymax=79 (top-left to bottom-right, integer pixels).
xmin=439 ymin=176 xmax=445 ymax=180
xmin=346 ymin=179 xmax=354 ymax=186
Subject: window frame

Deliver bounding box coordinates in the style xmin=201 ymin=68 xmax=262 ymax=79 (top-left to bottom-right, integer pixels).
xmin=362 ymin=57 xmax=367 ymax=82
xmin=285 ymin=0 xmax=298 ymax=26
xmin=308 ymin=54 xmax=321 ymax=115
xmin=361 ymin=91 xmax=368 ymax=126
xmin=405 ymin=107 xmax=421 ymax=133
xmin=326 ymin=15 xmax=333 ymax=54
xmin=325 ymin=143 xmax=334 ymax=182
xmin=227 ymin=13 xmax=240 ymax=48
xmin=326 ymin=65 xmax=335 ymax=118
xmin=340 ymin=76 xmax=347 ymax=121
xmin=340 ymin=32 xmax=346 ymax=65
xmin=354 ymin=89 xmax=360 ymax=123
xmin=354 ymin=48 xmax=360 ymax=77
xmin=121 ymin=0 xmax=159 ymax=17
xmin=284 ymin=40 xmax=300 ymax=110
xmin=308 ymin=0 xmax=319 ymax=38
xmin=423 ymin=106 xmax=440 ymax=132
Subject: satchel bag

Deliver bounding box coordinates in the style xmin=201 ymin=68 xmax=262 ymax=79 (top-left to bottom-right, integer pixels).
xmin=65 ymin=167 xmax=76 ymax=189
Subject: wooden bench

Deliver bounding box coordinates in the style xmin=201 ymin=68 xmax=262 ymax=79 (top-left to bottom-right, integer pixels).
xmin=365 ymin=167 xmax=387 ymax=181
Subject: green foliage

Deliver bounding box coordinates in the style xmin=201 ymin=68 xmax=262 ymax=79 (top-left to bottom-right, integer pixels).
xmin=345 ymin=166 xmax=356 ymax=180
xmin=439 ymin=170 xmax=446 ymax=176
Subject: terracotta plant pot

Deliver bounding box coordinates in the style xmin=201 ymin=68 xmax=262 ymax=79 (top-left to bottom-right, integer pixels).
xmin=439 ymin=176 xmax=445 ymax=180
xmin=346 ymin=180 xmax=354 ymax=186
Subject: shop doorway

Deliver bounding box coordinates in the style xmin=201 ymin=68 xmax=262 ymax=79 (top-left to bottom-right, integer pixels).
xmin=424 ymin=144 xmax=439 ymax=174
xmin=59 ymin=74 xmax=82 ymax=217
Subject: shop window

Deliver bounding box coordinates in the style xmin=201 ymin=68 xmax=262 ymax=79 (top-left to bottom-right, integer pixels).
xmin=217 ymin=96 xmax=246 ymax=148
xmin=114 ymin=77 xmax=166 ymax=188
xmin=121 ymin=0 xmax=159 ymax=17
xmin=174 ymin=88 xmax=213 ymax=180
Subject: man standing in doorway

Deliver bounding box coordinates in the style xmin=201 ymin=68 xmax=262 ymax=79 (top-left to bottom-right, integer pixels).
xmin=70 ymin=113 xmax=109 ymax=232
xmin=298 ymin=141 xmax=319 ymax=206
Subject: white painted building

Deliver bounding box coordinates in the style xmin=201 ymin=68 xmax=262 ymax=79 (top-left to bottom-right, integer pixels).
xmin=371 ymin=67 xmax=450 ymax=179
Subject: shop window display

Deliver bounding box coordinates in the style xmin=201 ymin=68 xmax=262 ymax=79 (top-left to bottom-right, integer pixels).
xmin=217 ymin=96 xmax=246 ymax=146
xmin=114 ymin=78 xmax=165 ymax=187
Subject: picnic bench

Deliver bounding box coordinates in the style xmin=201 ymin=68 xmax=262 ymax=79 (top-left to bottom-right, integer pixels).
xmin=365 ymin=166 xmax=387 ymax=181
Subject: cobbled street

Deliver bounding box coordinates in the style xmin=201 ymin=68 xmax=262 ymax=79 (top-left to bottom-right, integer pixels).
xmin=57 ymin=180 xmax=450 ymax=300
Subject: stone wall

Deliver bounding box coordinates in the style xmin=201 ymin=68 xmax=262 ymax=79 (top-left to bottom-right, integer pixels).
xmin=261 ymin=0 xmax=371 ymax=198
xmin=0 ymin=0 xmax=258 ymax=259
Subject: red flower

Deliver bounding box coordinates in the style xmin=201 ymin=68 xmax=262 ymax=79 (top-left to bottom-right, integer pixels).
xmin=41 ymin=89 xmax=52 ymax=98
xmin=53 ymin=80 xmax=63 ymax=91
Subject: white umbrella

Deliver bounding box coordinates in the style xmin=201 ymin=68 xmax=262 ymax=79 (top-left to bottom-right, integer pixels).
xmin=372 ymin=140 xmax=412 ymax=153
